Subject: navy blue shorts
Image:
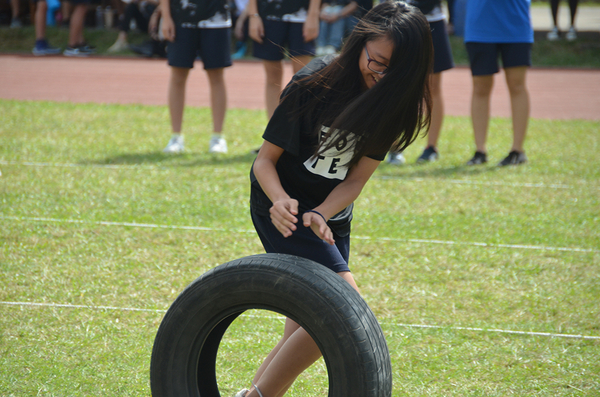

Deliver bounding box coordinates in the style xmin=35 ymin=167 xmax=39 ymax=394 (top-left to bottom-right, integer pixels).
xmin=251 ymin=209 xmax=351 ymax=274
xmin=430 ymin=19 xmax=454 ymax=74
xmin=465 ymin=42 xmax=532 ymax=76
xmin=253 ymin=20 xmax=316 ymax=61
xmin=167 ymin=27 xmax=232 ymax=70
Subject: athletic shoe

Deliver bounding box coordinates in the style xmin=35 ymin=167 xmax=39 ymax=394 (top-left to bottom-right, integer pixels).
xmin=497 ymin=150 xmax=527 ymax=166
xmin=107 ymin=39 xmax=129 ymax=53
xmin=387 ymin=151 xmax=405 ymax=165
xmin=547 ymin=27 xmax=559 ymax=41
xmin=63 ymin=45 xmax=95 ymax=57
xmin=234 ymin=389 xmax=249 ymax=397
xmin=163 ymin=136 xmax=184 ymax=153
xmin=466 ymin=151 xmax=487 ymax=165
xmin=566 ymin=26 xmax=577 ymax=41
xmin=10 ymin=18 xmax=22 ymax=28
xmin=416 ymin=146 xmax=439 ymax=163
xmin=209 ymin=135 xmax=228 ymax=153
xmin=32 ymin=40 xmax=62 ymax=56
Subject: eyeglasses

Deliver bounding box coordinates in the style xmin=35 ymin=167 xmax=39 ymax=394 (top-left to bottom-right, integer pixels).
xmin=364 ymin=45 xmax=389 ymax=75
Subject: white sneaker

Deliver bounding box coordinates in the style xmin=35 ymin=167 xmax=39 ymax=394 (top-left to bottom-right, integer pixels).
xmin=566 ymin=26 xmax=577 ymax=41
xmin=107 ymin=39 xmax=129 ymax=53
xmin=547 ymin=27 xmax=559 ymax=41
xmin=234 ymin=389 xmax=249 ymax=397
xmin=387 ymin=151 xmax=405 ymax=165
xmin=209 ymin=135 xmax=228 ymax=153
xmin=163 ymin=136 xmax=184 ymax=153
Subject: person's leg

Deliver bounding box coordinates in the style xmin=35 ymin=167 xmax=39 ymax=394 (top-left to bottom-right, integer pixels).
xmin=168 ymin=66 xmax=190 ymax=133
xmin=471 ymin=74 xmax=494 ymax=153
xmin=328 ymin=18 xmax=346 ymax=50
xmin=10 ymin=0 xmax=20 ymax=26
xmin=205 ymin=68 xmax=227 ymax=134
xmin=263 ymin=60 xmax=284 ymax=119
xmin=247 ymin=271 xmax=359 ymax=397
xmin=550 ymin=0 xmax=560 ymax=27
xmin=68 ymin=3 xmax=86 ymax=47
xmin=568 ymin=0 xmax=579 ymax=26
xmin=291 ymin=54 xmax=312 ymax=74
xmin=504 ymin=66 xmax=529 ymax=152
xmin=35 ymin=0 xmax=48 ymax=40
xmin=427 ymin=72 xmax=443 ymax=148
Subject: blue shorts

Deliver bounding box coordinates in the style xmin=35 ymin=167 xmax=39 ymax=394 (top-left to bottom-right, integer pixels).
xmin=253 ymin=20 xmax=316 ymax=61
xmin=167 ymin=27 xmax=232 ymax=70
xmin=251 ymin=209 xmax=351 ymax=274
xmin=465 ymin=42 xmax=532 ymax=76
xmin=430 ymin=19 xmax=454 ymax=74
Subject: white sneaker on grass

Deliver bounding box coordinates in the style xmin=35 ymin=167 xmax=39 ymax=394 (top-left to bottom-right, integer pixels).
xmin=547 ymin=26 xmax=559 ymax=41
xmin=566 ymin=26 xmax=577 ymax=41
xmin=163 ymin=135 xmax=184 ymax=153
xmin=387 ymin=151 xmax=405 ymax=165
xmin=209 ymin=135 xmax=228 ymax=153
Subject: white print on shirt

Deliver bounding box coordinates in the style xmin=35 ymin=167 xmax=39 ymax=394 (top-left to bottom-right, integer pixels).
xmin=303 ymin=126 xmax=355 ymax=181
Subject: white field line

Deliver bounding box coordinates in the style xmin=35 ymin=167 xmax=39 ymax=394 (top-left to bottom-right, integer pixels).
xmin=1 ymin=160 xmax=595 ymax=190
xmin=376 ymin=175 xmax=575 ymax=189
xmin=2 ymin=301 xmax=599 ymax=341
xmin=2 ymin=215 xmax=597 ymax=253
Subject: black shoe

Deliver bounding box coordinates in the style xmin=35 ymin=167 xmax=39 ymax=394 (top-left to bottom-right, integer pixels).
xmin=416 ymin=146 xmax=438 ymax=163
xmin=130 ymin=41 xmax=154 ymax=57
xmin=498 ymin=150 xmax=527 ymax=166
xmin=466 ymin=151 xmax=487 ymax=165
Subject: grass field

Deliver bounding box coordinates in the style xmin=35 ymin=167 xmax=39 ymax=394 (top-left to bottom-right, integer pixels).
xmin=1 ymin=99 xmax=599 ymax=396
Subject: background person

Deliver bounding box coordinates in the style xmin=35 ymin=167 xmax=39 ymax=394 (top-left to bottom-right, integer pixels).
xmin=464 ymin=0 xmax=533 ymax=166
xmin=246 ymin=0 xmax=321 ymax=120
xmin=237 ymin=2 xmax=433 ymax=396
xmin=160 ymin=0 xmax=232 ymax=153
xmin=32 ymin=0 xmax=62 ymax=55
xmin=387 ymin=0 xmax=454 ymax=165
xmin=547 ymin=0 xmax=579 ymax=41
xmin=108 ymin=0 xmax=159 ymax=53
xmin=315 ymin=0 xmax=357 ymax=55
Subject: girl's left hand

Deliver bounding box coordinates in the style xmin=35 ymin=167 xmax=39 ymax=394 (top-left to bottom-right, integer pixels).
xmin=303 ymin=212 xmax=335 ymax=245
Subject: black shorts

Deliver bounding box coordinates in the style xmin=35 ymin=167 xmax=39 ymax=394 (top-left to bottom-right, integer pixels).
xmin=251 ymin=209 xmax=351 ymax=274
xmin=253 ymin=20 xmax=316 ymax=61
xmin=430 ymin=19 xmax=454 ymax=74
xmin=167 ymin=26 xmax=232 ymax=70
xmin=465 ymin=42 xmax=532 ymax=76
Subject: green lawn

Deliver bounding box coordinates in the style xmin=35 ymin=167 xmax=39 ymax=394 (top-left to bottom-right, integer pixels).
xmin=1 ymin=100 xmax=599 ymax=396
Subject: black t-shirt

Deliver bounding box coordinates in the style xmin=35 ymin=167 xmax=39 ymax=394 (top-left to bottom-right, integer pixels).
xmin=250 ymin=56 xmax=385 ymax=237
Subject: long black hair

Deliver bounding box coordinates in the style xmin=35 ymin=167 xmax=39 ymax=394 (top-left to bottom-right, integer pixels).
xmin=288 ymin=0 xmax=433 ymax=168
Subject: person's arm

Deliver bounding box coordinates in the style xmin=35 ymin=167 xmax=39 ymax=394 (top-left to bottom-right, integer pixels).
xmin=246 ymin=0 xmax=264 ymax=43
xmin=303 ymin=0 xmax=321 ymax=42
xmin=234 ymin=7 xmax=249 ymax=40
xmin=253 ymin=141 xmax=300 ymax=239
xmin=302 ymin=155 xmax=380 ymax=244
xmin=339 ymin=0 xmax=358 ymax=19
xmin=159 ymin=0 xmax=175 ymax=41
xmin=148 ymin=4 xmax=162 ymax=39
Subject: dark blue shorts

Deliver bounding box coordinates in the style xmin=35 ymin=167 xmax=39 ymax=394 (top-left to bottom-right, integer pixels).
xmin=251 ymin=209 xmax=351 ymax=274
xmin=430 ymin=19 xmax=454 ymax=74
xmin=167 ymin=27 xmax=232 ymax=70
xmin=252 ymin=20 xmax=316 ymax=61
xmin=465 ymin=42 xmax=532 ymax=76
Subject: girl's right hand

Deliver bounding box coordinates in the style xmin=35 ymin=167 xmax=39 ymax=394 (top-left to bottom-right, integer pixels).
xmin=269 ymin=198 xmax=299 ymax=238
xmin=161 ymin=15 xmax=176 ymax=42
xmin=248 ymin=15 xmax=264 ymax=44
